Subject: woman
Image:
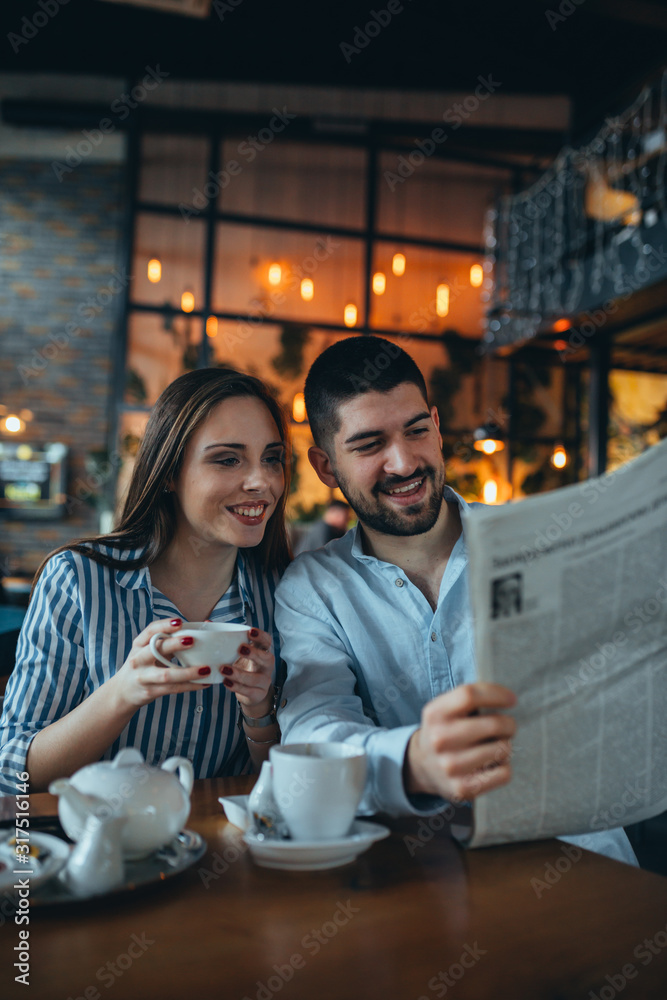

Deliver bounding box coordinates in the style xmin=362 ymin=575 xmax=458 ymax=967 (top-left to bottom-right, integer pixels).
xmin=0 ymin=368 xmax=291 ymax=795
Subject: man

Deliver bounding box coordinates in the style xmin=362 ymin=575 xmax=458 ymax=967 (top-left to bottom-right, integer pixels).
xmin=293 ymin=499 xmax=351 ymax=556
xmin=276 ymin=336 xmax=636 ymax=863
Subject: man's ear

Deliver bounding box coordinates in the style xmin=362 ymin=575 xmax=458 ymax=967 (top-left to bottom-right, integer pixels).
xmin=308 ymin=446 xmax=339 ymax=489
xmin=430 ymin=404 xmax=442 ymax=448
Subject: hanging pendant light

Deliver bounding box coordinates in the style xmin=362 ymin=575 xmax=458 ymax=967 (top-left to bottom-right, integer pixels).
xmin=343 ymin=303 xmax=358 ymax=327
xmin=392 ymin=253 xmax=406 ymax=276
xmin=473 ymin=423 xmax=505 ymax=454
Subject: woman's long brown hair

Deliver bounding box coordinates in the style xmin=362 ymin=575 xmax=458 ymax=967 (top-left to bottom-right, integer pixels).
xmin=31 ymin=368 xmax=292 ymax=594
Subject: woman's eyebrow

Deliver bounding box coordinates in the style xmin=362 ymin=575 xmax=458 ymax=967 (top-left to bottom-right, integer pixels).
xmin=203 ymin=441 xmax=284 ymax=451
xmin=204 ymin=442 xmax=244 ymax=450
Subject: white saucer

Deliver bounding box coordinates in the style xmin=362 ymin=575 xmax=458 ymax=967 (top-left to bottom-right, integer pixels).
xmin=243 ymin=820 xmax=390 ymax=871
xmin=0 ymin=831 xmax=70 ymax=895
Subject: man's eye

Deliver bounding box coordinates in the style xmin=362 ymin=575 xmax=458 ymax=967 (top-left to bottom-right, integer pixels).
xmin=355 ymin=441 xmax=379 ymax=453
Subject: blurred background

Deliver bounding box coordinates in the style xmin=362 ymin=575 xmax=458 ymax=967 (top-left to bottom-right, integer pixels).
xmin=0 ymin=0 xmax=666 ymax=578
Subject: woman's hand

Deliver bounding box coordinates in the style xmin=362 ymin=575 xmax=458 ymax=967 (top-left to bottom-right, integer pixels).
xmin=108 ymin=618 xmax=211 ymax=712
xmin=221 ymin=627 xmax=275 ymax=715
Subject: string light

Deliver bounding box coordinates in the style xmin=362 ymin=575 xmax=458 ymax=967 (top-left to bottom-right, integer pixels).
xmin=470 ymin=264 xmax=483 ymax=287
xmin=292 ymin=392 xmax=306 ymax=422
xmin=436 ymin=283 xmax=450 ymax=318
xmin=482 ymin=479 xmax=498 ymax=503
xmin=300 ymin=278 xmax=314 ymax=301
xmin=392 ymin=253 xmax=406 ymax=276
xmin=551 ymin=445 xmax=568 ymax=469
xmin=206 ymin=316 xmax=218 ymax=338
xmin=181 ymin=291 xmax=195 ymax=313
xmin=343 ymin=303 xmax=357 ymax=327
xmin=4 ymin=416 xmax=23 ymax=434
xmin=372 ymin=272 xmax=386 ymax=295
xmin=553 ymin=318 xmax=570 ymax=333
xmin=147 ymin=259 xmax=161 ymax=283
xmin=268 ymin=263 xmax=282 ymax=286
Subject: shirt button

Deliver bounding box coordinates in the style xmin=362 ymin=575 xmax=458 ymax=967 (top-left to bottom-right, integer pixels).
xmin=431 ymin=632 xmax=437 ymax=642
xmin=195 ymin=705 xmax=203 ymax=714
xmin=395 ymin=578 xmax=404 ymax=588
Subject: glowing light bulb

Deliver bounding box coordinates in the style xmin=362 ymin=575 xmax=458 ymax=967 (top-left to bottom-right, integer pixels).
xmin=206 ymin=316 xmax=218 ymax=338
xmin=482 ymin=439 xmax=497 ymax=455
xmin=292 ymin=392 xmax=306 ymax=422
xmin=343 ymin=303 xmax=357 ymax=328
xmin=300 ymin=278 xmax=314 ymax=302
xmin=372 ymin=272 xmax=386 ymax=295
xmin=147 ymin=259 xmax=162 ymax=283
xmin=551 ymin=445 xmax=567 ymax=469
xmin=268 ymin=263 xmax=282 ymax=286
xmin=436 ymin=283 xmax=450 ymax=318
xmin=470 ymin=264 xmax=483 ymax=288
xmin=482 ymin=479 xmax=498 ymax=504
xmin=4 ymin=416 xmax=22 ymax=433
xmin=181 ymin=291 xmax=195 ymax=313
xmin=553 ymin=318 xmax=570 ymax=333
xmin=392 ymin=253 xmax=406 ymax=276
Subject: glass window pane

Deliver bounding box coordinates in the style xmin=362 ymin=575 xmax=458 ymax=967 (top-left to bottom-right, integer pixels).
xmin=138 ymin=134 xmax=209 ymax=206
xmin=377 ymin=155 xmax=496 ymax=246
xmin=218 ymin=140 xmax=366 ymax=229
xmin=132 ymin=213 xmax=206 ymax=311
xmin=126 ymin=312 xmax=203 ymax=407
xmin=116 ymin=410 xmax=150 ymax=514
xmin=212 ymin=224 xmax=365 ymax=327
xmin=609 ymin=369 xmax=667 ymax=469
xmin=370 ymin=242 xmax=485 ymax=336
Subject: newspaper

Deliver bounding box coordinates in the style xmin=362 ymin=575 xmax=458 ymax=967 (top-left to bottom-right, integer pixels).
xmin=457 ymin=436 xmax=667 ymax=849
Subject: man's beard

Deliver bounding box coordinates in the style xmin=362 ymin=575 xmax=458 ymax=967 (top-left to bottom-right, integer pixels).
xmin=333 ymin=464 xmax=445 ymax=537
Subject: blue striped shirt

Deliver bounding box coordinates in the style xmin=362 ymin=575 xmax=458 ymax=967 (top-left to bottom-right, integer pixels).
xmin=0 ymin=544 xmax=280 ymax=795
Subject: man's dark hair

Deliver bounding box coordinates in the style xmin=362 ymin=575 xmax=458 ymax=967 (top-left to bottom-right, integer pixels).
xmin=304 ymin=336 xmax=429 ymax=452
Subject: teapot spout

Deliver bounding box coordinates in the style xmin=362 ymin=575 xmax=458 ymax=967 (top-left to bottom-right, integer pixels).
xmin=49 ymin=778 xmax=112 ymax=833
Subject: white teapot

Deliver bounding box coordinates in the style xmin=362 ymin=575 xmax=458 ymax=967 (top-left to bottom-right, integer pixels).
xmin=49 ymin=747 xmax=194 ymax=859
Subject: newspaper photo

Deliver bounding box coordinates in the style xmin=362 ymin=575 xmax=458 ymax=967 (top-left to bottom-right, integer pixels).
xmin=458 ymin=436 xmax=667 ymax=849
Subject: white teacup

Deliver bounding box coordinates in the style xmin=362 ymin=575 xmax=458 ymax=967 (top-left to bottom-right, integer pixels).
xmin=269 ymin=743 xmax=367 ymax=841
xmin=149 ymin=622 xmax=250 ymax=684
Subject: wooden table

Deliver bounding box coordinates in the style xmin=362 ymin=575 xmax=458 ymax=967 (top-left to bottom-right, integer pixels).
xmin=2 ymin=777 xmax=667 ymax=1000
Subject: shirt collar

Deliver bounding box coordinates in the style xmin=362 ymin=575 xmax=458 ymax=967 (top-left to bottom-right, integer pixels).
xmin=114 ymin=546 xmax=151 ymax=591
xmin=115 ymin=544 xmax=256 ymax=616
xmin=350 ymin=485 xmax=470 ymax=566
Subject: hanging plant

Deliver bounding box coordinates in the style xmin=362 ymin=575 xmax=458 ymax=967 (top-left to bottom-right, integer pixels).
xmin=125 ymin=369 xmax=147 ymax=405
xmin=272 ymin=324 xmax=311 ymax=379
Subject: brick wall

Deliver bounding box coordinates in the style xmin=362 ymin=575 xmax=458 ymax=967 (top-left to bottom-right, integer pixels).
xmin=0 ymin=160 xmax=125 ymax=574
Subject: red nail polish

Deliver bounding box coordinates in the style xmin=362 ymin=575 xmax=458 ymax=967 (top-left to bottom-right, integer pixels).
xmin=223 ymin=678 xmax=233 ymax=688
xmin=239 ymin=644 xmax=251 ymax=655
xmin=249 ymin=628 xmax=259 ymax=638
xmin=198 ymin=666 xmax=211 ymax=676
xmin=222 ymin=666 xmax=233 ymax=676
xmin=170 ymin=619 xmax=182 ymax=627
xmin=181 ymin=636 xmax=194 ymax=646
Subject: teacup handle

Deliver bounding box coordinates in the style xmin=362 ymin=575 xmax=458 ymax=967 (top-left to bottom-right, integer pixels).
xmin=149 ymin=632 xmax=180 ymax=669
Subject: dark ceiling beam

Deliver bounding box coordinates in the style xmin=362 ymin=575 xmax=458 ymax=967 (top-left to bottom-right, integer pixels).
xmin=1 ymin=100 xmax=565 ymax=157
xmin=588 ymin=0 xmax=667 ymax=31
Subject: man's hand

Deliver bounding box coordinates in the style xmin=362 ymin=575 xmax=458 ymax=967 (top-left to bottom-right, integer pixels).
xmin=405 ymin=683 xmax=517 ymax=802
